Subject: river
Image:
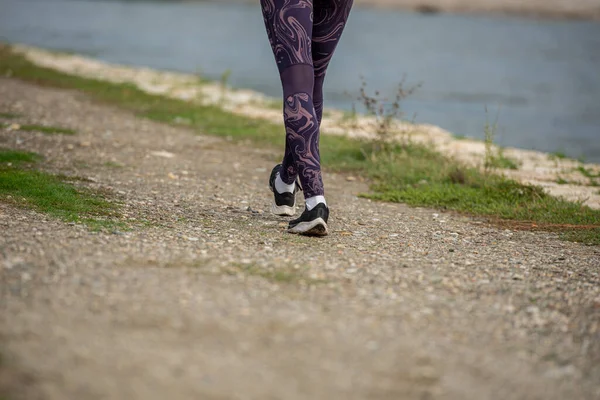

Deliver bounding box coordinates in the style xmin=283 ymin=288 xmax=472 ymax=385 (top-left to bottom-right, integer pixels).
xmin=1 ymin=0 xmax=599 ymax=160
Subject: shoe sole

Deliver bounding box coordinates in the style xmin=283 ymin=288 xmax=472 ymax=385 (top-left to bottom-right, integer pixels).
xmin=271 ymin=202 xmax=296 ymax=216
xmin=288 ymin=218 xmax=328 ymax=236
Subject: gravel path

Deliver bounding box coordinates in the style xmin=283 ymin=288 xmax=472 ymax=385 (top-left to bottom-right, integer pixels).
xmin=1 ymin=78 xmax=599 ymax=400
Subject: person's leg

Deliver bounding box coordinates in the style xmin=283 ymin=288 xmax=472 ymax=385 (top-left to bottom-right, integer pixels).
xmin=312 ymin=0 xmax=354 ymax=126
xmin=260 ymin=0 xmax=324 ymax=200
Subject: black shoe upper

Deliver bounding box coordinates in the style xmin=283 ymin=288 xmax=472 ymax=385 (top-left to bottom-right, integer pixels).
xmin=288 ymin=203 xmax=329 ymax=229
xmin=269 ymin=164 xmax=300 ymax=207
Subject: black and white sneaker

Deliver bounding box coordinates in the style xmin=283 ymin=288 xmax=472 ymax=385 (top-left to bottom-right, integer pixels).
xmin=288 ymin=203 xmax=329 ymax=236
xmin=269 ymin=164 xmax=300 ymax=216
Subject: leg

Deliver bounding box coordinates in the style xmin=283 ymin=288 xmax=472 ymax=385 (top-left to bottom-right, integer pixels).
xmin=260 ymin=0 xmax=324 ymax=198
xmin=312 ymin=0 xmax=354 ymax=125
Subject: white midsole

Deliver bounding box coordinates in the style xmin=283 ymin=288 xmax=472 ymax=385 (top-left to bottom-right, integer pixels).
xmin=288 ymin=218 xmax=328 ymax=235
xmin=271 ymin=203 xmax=296 ymax=216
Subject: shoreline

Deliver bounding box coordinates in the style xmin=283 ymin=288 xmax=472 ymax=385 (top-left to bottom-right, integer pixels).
xmin=9 ymin=44 xmax=600 ymax=209
xmin=217 ymin=0 xmax=600 ymax=21
xmin=352 ymin=0 xmax=600 ymax=21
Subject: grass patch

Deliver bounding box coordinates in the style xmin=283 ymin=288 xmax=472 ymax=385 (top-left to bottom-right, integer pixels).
xmin=0 ymin=112 xmax=20 ymax=119
xmin=104 ymin=161 xmax=124 ymax=169
xmin=576 ymin=166 xmax=600 ymax=179
xmin=0 ymin=149 xmax=40 ymax=164
xmin=549 ymin=151 xmax=567 ymax=160
xmin=556 ymin=177 xmax=569 ymax=185
xmin=575 ymin=166 xmax=600 ymax=187
xmin=19 ymin=124 xmax=76 ymax=135
xmin=560 ymin=229 xmax=600 ymax=246
xmin=485 ymin=150 xmax=520 ymax=170
xmin=1 ymin=45 xmax=598 ymax=244
xmin=0 ymin=148 xmax=121 ymax=229
xmin=360 ymin=144 xmax=599 ymax=226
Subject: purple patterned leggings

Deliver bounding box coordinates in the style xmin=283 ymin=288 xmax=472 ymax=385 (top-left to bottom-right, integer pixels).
xmin=260 ymin=0 xmax=354 ymax=198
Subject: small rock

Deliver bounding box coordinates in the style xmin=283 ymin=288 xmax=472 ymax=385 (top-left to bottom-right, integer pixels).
xmin=150 ymin=150 xmax=175 ymax=158
xmin=346 ymin=176 xmax=357 ymax=181
xmin=526 ymin=305 xmax=539 ymax=314
xmin=544 ymin=365 xmax=577 ymax=379
xmin=366 ymin=340 xmax=379 ymax=351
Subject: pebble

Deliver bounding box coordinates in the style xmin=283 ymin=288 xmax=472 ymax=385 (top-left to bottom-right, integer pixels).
xmin=150 ymin=150 xmax=175 ymax=158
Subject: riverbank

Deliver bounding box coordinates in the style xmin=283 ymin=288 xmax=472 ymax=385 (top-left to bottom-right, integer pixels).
xmin=353 ymin=0 xmax=600 ymax=20
xmin=8 ymin=44 xmax=600 ymax=212
xmin=224 ymin=0 xmax=600 ymax=20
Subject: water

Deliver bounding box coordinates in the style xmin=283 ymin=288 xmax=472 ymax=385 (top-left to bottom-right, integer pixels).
xmin=1 ymin=0 xmax=599 ymax=161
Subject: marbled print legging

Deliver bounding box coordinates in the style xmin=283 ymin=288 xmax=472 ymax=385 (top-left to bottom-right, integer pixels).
xmin=260 ymin=0 xmax=353 ymax=198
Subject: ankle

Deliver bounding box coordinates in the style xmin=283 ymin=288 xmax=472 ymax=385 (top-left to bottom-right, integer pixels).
xmin=275 ymin=173 xmax=295 ymax=194
xmin=305 ymin=195 xmax=326 ymax=211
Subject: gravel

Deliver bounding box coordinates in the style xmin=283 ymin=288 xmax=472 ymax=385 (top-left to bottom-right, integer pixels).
xmin=1 ymin=78 xmax=599 ymax=400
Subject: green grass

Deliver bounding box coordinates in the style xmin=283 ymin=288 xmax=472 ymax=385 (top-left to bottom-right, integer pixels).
xmin=576 ymin=166 xmax=600 ymax=179
xmin=575 ymin=166 xmax=600 ymax=187
xmin=1 ymin=45 xmax=599 ymax=244
xmin=0 ymin=112 xmax=20 ymax=119
xmin=104 ymin=161 xmax=124 ymax=168
xmin=561 ymin=229 xmax=600 ymax=246
xmin=485 ymin=150 xmax=520 ymax=170
xmin=0 ymin=149 xmax=40 ymax=164
xmin=556 ymin=177 xmax=569 ymax=185
xmin=0 ymin=148 xmax=120 ymax=229
xmin=549 ymin=151 xmax=567 ymax=160
xmin=19 ymin=124 xmax=76 ymax=135
xmin=360 ymin=145 xmax=599 ymax=226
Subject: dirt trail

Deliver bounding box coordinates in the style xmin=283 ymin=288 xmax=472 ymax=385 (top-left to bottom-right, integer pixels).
xmin=1 ymin=78 xmax=599 ymax=400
